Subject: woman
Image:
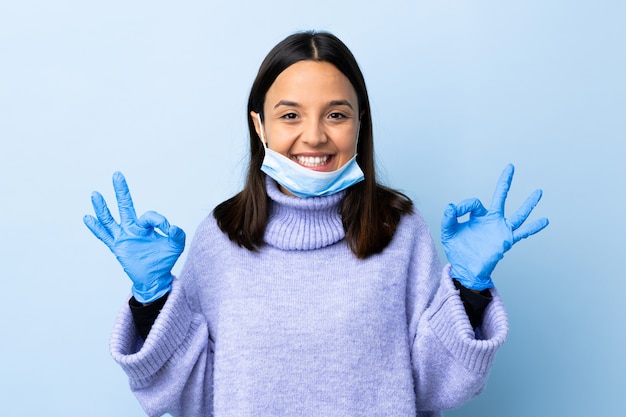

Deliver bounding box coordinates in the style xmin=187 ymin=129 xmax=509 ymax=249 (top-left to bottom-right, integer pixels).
xmin=84 ymin=31 xmax=548 ymax=417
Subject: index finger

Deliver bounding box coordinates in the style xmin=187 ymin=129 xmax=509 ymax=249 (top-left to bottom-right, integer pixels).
xmin=489 ymin=164 xmax=514 ymax=214
xmin=112 ymin=171 xmax=137 ymax=224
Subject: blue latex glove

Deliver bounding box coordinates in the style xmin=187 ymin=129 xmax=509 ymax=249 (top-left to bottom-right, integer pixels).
xmin=441 ymin=164 xmax=549 ymax=290
xmin=83 ymin=172 xmax=186 ymax=303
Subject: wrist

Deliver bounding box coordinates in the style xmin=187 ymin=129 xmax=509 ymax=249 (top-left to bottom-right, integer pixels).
xmin=449 ymin=264 xmax=493 ymax=291
xmin=132 ymin=274 xmax=173 ymax=304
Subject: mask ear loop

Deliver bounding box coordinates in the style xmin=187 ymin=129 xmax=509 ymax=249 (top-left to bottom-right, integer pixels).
xmin=354 ymin=121 xmax=361 ymax=155
xmin=257 ymin=113 xmax=268 ymax=148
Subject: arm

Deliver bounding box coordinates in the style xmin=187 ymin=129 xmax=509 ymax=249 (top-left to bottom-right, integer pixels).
xmin=110 ymin=274 xmax=214 ymax=417
xmin=405 ymin=217 xmax=508 ymax=411
xmin=408 ymin=164 xmax=548 ymax=410
xmin=413 ymin=271 xmax=508 ymax=410
xmin=85 ymin=173 xmax=213 ymax=416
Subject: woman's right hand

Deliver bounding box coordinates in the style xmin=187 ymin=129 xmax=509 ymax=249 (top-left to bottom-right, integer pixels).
xmin=83 ymin=172 xmax=186 ymax=303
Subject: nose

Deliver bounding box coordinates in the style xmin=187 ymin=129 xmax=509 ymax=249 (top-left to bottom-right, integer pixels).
xmin=300 ymin=118 xmax=327 ymax=146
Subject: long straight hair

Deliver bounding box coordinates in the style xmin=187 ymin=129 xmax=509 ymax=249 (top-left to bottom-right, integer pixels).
xmin=213 ymin=31 xmax=413 ymax=258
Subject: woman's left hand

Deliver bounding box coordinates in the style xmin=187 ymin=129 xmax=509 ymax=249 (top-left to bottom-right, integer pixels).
xmin=441 ymin=164 xmax=549 ymax=291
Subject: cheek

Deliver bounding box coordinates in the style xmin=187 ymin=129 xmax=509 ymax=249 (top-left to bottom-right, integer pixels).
xmin=265 ymin=127 xmax=296 ymax=154
xmin=335 ymin=126 xmax=359 ymax=152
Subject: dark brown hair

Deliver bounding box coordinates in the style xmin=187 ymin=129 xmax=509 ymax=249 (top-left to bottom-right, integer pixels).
xmin=213 ymin=31 xmax=413 ymax=258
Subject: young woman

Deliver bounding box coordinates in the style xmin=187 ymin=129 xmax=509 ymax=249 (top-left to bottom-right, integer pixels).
xmin=84 ymin=31 xmax=548 ymax=417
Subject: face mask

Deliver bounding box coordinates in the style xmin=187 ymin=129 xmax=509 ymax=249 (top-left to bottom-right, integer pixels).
xmin=256 ymin=114 xmax=365 ymax=198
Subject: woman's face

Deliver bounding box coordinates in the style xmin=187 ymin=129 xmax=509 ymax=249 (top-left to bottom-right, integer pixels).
xmin=251 ymin=60 xmax=360 ymax=174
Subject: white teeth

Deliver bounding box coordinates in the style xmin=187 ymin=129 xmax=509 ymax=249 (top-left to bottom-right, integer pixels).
xmin=296 ymin=155 xmax=329 ymax=167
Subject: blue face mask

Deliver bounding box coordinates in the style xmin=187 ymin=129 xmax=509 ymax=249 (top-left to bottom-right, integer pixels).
xmin=257 ymin=114 xmax=365 ymax=198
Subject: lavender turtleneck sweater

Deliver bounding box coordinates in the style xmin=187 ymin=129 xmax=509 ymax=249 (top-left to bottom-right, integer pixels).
xmin=110 ymin=179 xmax=508 ymax=417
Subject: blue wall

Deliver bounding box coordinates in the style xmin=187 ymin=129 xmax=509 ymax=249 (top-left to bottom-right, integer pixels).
xmin=1 ymin=1 xmax=624 ymax=415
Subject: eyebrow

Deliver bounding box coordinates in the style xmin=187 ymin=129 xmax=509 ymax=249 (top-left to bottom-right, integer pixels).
xmin=273 ymin=100 xmax=300 ymax=109
xmin=273 ymin=99 xmax=354 ymax=110
xmin=328 ymin=100 xmax=354 ymax=109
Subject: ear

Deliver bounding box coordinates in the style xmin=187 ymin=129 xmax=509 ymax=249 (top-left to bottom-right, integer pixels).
xmin=250 ymin=111 xmax=264 ymax=144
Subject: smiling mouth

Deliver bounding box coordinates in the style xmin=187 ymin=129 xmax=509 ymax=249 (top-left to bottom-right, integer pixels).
xmin=295 ymin=155 xmax=331 ymax=168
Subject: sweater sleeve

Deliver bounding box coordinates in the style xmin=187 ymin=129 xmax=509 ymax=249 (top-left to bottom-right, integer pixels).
xmin=405 ymin=215 xmax=508 ymax=411
xmin=415 ymin=267 xmax=508 ymax=410
xmin=110 ymin=257 xmax=214 ymax=416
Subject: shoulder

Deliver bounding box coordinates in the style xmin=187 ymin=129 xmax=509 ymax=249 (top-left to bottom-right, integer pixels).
xmin=186 ymin=213 xmax=232 ymax=257
xmin=388 ymin=208 xmax=439 ymax=259
xmin=191 ymin=213 xmax=222 ymax=240
xmin=397 ymin=208 xmax=432 ymax=238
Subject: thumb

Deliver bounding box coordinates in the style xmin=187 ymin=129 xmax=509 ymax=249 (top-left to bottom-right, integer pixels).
xmin=441 ymin=204 xmax=458 ymax=240
xmin=168 ymin=225 xmax=186 ymax=250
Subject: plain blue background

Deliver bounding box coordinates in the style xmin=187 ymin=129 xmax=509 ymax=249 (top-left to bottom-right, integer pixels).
xmin=1 ymin=1 xmax=624 ymax=415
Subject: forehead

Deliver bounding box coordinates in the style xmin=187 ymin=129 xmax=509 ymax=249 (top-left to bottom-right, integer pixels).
xmin=265 ymin=61 xmax=357 ymax=106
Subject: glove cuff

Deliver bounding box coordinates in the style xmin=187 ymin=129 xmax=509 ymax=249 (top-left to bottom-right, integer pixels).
xmin=132 ymin=274 xmax=173 ymax=304
xmin=449 ymin=264 xmax=494 ymax=291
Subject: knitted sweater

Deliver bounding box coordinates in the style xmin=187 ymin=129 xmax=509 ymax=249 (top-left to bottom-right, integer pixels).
xmin=110 ymin=180 xmax=508 ymax=417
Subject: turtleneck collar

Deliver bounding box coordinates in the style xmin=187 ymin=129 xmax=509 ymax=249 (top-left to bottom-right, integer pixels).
xmin=264 ymin=177 xmax=346 ymax=250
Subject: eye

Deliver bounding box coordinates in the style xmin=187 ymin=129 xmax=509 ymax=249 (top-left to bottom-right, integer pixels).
xmin=328 ymin=112 xmax=347 ymax=119
xmin=280 ymin=112 xmax=298 ymax=120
